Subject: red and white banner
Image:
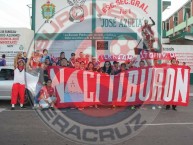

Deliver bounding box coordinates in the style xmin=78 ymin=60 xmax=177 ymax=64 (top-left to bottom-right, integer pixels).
xmin=140 ymin=50 xmax=176 ymax=60
xmin=48 ymin=65 xmax=190 ymax=108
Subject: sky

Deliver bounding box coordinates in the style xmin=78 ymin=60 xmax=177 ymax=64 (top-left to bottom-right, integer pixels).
xmin=0 ymin=0 xmax=32 ymax=28
xmin=0 ymin=0 xmax=190 ymax=29
xmin=162 ymin=0 xmax=190 ymax=21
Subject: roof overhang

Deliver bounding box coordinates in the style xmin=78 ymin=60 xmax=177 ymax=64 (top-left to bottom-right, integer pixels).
xmin=170 ymin=32 xmax=193 ymax=41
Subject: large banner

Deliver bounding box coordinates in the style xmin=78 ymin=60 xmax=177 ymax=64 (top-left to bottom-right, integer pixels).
xmin=48 ymin=65 xmax=190 ymax=108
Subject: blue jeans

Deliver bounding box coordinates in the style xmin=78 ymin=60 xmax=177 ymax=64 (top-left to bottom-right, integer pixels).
xmin=34 ymin=83 xmax=43 ymax=105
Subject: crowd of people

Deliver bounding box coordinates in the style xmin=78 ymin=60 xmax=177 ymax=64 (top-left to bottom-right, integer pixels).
xmin=8 ymin=49 xmax=187 ymax=111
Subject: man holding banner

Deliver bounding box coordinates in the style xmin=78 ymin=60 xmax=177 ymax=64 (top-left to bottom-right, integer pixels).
xmin=166 ymin=58 xmax=178 ymax=110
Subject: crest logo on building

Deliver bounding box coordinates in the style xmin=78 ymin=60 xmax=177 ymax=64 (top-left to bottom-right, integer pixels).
xmin=41 ymin=0 xmax=56 ymax=23
xmin=68 ymin=0 xmax=86 ymax=23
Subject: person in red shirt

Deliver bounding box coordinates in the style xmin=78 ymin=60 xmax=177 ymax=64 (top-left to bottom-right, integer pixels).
xmin=11 ymin=59 xmax=26 ymax=110
xmin=86 ymin=62 xmax=96 ymax=72
xmin=85 ymin=54 xmax=90 ymax=65
xmin=28 ymin=50 xmax=41 ymax=70
xmin=80 ymin=61 xmax=86 ymax=70
xmin=76 ymin=52 xmax=85 ymax=63
xmin=74 ymin=61 xmax=80 ymax=69
xmin=166 ymin=58 xmax=177 ymax=111
xmin=39 ymin=79 xmax=56 ymax=110
xmin=92 ymin=57 xmax=100 ymax=70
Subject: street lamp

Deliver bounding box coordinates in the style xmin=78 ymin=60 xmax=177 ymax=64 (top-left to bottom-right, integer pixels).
xmin=27 ymin=4 xmax=32 ymax=29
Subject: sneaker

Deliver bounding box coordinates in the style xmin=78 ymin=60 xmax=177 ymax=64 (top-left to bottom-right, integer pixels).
xmin=11 ymin=107 xmax=15 ymax=110
xmin=131 ymin=106 xmax=135 ymax=110
xmin=33 ymin=105 xmax=39 ymax=110
xmin=50 ymin=107 xmax=55 ymax=110
xmin=78 ymin=108 xmax=84 ymax=110
xmin=20 ymin=106 xmax=26 ymax=109
xmin=173 ymin=108 xmax=177 ymax=111
xmin=152 ymin=106 xmax=156 ymax=110
xmin=158 ymin=106 xmax=162 ymax=109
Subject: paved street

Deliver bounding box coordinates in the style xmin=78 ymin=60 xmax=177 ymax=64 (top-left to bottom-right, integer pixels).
xmin=0 ymin=86 xmax=193 ymax=145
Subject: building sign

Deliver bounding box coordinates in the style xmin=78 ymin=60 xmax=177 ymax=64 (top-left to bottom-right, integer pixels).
xmin=33 ymin=0 xmax=162 ymax=59
xmin=0 ymin=28 xmax=34 ymax=66
xmin=162 ymin=45 xmax=193 ymax=73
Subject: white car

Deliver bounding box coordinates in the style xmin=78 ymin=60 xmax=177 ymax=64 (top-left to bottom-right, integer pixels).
xmin=0 ymin=66 xmax=38 ymax=105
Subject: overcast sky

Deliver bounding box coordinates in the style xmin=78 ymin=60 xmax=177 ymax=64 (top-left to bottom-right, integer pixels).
xmin=162 ymin=0 xmax=190 ymax=21
xmin=0 ymin=0 xmax=190 ymax=29
xmin=0 ymin=0 xmax=31 ymax=28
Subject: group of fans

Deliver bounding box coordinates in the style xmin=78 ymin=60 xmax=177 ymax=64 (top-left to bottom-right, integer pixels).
xmin=9 ymin=49 xmax=185 ymax=111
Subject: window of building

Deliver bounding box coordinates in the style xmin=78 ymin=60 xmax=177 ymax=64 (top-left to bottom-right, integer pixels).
xmin=184 ymin=2 xmax=191 ymax=21
xmin=166 ymin=21 xmax=169 ymax=31
xmin=174 ymin=13 xmax=178 ymax=26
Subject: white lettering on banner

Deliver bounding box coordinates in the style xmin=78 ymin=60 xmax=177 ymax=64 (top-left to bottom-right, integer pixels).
xmin=174 ymin=69 xmax=189 ymax=103
xmin=108 ymin=75 xmax=115 ymax=102
xmin=50 ymin=69 xmax=65 ymax=103
xmin=162 ymin=53 xmax=166 ymax=58
xmin=139 ymin=69 xmax=152 ymax=101
xmin=117 ymin=73 xmax=124 ymax=102
xmin=125 ymin=70 xmax=138 ymax=102
xmin=83 ymin=71 xmax=95 ymax=102
xmin=48 ymin=66 xmax=190 ymax=107
xmin=95 ymin=74 xmax=101 ymax=102
xmin=163 ymin=68 xmax=175 ymax=102
xmin=151 ymin=68 xmax=164 ymax=101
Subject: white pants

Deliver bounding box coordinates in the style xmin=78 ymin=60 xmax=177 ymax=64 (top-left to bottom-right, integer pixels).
xmin=39 ymin=97 xmax=56 ymax=109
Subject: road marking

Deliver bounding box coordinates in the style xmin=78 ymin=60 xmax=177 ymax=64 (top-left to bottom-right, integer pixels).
xmin=4 ymin=110 xmax=35 ymax=112
xmin=0 ymin=108 xmax=6 ymax=112
xmin=128 ymin=123 xmax=193 ymax=126
xmin=3 ymin=108 xmax=193 ymax=126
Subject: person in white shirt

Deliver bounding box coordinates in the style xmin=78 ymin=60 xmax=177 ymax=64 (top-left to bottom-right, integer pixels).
xmin=11 ymin=59 xmax=26 ymax=110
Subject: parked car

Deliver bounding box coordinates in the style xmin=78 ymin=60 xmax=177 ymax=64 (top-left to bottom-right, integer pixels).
xmin=0 ymin=66 xmax=38 ymax=105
